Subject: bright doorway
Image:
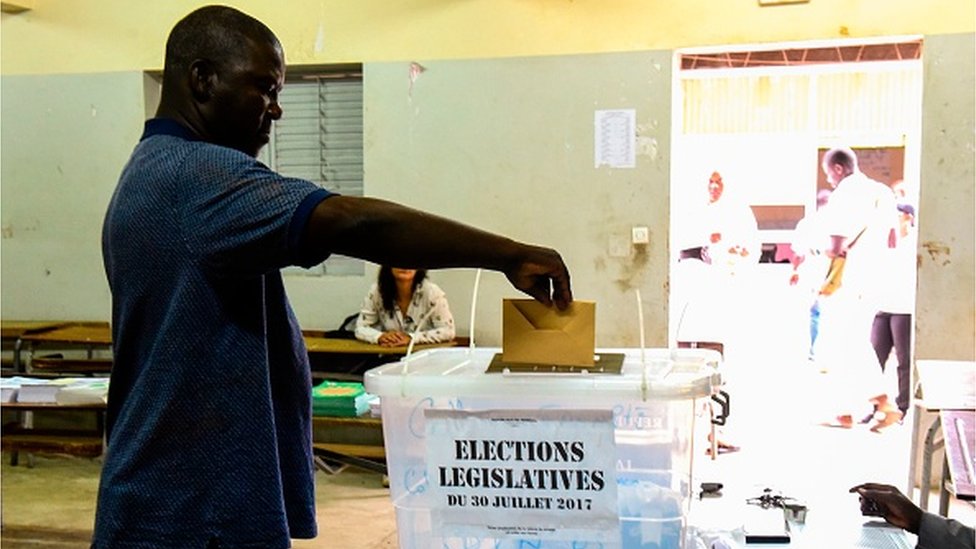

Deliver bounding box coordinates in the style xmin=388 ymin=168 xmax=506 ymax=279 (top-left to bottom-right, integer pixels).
xmin=668 ymin=37 xmax=924 ymax=371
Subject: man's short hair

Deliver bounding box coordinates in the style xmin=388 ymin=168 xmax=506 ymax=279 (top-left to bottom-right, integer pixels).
xmin=163 ymin=5 xmax=279 ymax=79
xmin=823 ymin=147 xmax=858 ymax=175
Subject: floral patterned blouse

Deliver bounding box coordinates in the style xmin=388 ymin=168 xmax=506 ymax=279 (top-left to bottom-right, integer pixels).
xmin=354 ymin=279 xmax=455 ymax=344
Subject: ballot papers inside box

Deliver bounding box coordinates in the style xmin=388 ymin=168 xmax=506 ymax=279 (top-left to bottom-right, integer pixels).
xmin=494 ymin=299 xmax=624 ymax=374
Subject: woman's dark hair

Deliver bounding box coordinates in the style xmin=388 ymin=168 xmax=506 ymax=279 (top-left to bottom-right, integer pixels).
xmin=377 ymin=266 xmax=428 ymax=313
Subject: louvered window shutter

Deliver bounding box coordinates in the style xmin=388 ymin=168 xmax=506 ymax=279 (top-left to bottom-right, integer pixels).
xmin=267 ymin=76 xmax=364 ymax=276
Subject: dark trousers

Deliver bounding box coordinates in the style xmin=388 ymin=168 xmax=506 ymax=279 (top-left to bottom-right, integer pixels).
xmin=870 ymin=312 xmax=912 ymax=413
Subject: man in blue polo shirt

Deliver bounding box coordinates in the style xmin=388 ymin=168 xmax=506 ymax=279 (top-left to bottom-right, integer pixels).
xmin=94 ymin=6 xmax=572 ymax=548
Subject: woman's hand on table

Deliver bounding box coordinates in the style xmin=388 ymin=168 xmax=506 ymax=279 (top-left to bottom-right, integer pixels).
xmin=377 ymin=331 xmax=411 ymax=347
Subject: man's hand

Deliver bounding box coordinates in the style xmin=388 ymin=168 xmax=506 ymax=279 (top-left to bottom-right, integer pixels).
xmin=827 ymin=234 xmax=847 ymax=259
xmin=849 ymin=483 xmax=923 ymax=534
xmin=503 ymin=244 xmax=572 ymax=311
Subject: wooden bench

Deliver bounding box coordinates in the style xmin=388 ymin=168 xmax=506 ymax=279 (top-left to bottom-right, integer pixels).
xmin=312 ymin=414 xmax=386 ymax=474
xmin=312 ymin=442 xmax=386 ymax=474
xmin=313 ymin=442 xmax=385 ymax=460
xmin=939 ymin=410 xmax=976 ymax=515
xmin=1 ymin=425 xmax=103 ymax=458
xmin=29 ymin=356 xmax=112 ymax=375
xmin=1 ymin=401 xmax=106 ymax=465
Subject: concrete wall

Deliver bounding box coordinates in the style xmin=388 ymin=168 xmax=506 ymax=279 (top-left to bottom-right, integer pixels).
xmin=362 ymin=52 xmax=670 ymax=347
xmin=0 ymin=3 xmax=973 ymax=355
xmin=0 ymin=72 xmax=144 ymax=321
xmin=916 ymin=33 xmax=976 ymax=361
xmin=2 ymin=1 xmax=972 ymax=75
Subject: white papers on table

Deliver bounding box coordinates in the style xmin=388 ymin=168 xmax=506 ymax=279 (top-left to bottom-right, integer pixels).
xmin=3 ymin=376 xmax=109 ymax=404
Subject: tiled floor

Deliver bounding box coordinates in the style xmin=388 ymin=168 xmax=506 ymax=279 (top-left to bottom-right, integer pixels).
xmin=1 ymin=348 xmax=972 ymax=548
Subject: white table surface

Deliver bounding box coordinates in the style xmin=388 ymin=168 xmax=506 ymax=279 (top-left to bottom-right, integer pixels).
xmin=687 ymin=485 xmax=916 ymax=549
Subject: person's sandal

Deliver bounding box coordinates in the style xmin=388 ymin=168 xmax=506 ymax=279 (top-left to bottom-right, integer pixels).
xmin=819 ymin=415 xmax=854 ymax=428
xmin=869 ymin=409 xmax=903 ymax=433
xmin=705 ymin=443 xmax=741 ymax=456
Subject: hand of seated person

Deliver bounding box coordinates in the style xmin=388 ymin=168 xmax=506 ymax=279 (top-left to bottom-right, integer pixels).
xmin=849 ymin=483 xmax=922 ymax=534
xmin=377 ymin=330 xmax=411 ymax=347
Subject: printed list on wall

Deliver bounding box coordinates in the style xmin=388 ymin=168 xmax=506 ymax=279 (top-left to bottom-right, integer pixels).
xmin=425 ymin=408 xmax=619 ymax=543
xmin=595 ymin=109 xmax=636 ymax=169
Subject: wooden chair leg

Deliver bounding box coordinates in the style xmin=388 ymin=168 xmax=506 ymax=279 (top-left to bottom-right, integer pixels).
xmin=710 ymin=421 xmax=718 ymax=461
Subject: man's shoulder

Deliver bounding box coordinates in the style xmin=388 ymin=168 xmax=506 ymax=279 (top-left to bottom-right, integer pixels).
xmin=133 ymin=124 xmax=274 ymax=187
xmin=138 ymin=135 xmax=256 ymax=167
xmin=852 ymin=173 xmax=897 ymax=209
xmin=835 ymin=173 xmax=890 ymax=202
xmin=850 ymin=172 xmax=890 ymax=191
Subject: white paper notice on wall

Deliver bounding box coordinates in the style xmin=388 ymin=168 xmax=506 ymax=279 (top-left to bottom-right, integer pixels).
xmin=425 ymin=408 xmax=619 ymax=543
xmin=595 ymin=109 xmax=636 ymax=168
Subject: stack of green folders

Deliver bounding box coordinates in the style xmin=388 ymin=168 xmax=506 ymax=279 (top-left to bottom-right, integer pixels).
xmin=311 ymin=380 xmax=371 ymax=417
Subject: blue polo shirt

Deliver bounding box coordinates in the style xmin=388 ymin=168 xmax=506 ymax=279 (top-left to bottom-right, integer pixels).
xmin=95 ymin=118 xmax=332 ymax=548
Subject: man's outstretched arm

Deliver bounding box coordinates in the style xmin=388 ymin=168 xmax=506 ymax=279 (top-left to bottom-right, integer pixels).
xmin=303 ymin=195 xmax=572 ymax=309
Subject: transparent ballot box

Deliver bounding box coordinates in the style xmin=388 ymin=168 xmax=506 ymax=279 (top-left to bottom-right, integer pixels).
xmin=364 ymin=347 xmax=722 ymax=549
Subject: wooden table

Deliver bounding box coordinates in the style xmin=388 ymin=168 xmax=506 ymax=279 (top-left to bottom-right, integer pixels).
xmin=907 ymin=359 xmax=976 ymax=514
xmin=4 ymin=323 xmax=112 ymax=465
xmin=13 ymin=324 xmax=456 ymax=355
xmin=303 ymin=335 xmax=465 ymax=380
xmin=19 ymin=322 xmax=112 ymax=346
xmin=17 ymin=322 xmax=112 ymax=374
xmin=939 ymin=410 xmax=975 ymax=514
xmin=303 ymin=335 xmax=462 ymax=354
xmin=1 ymin=402 xmax=107 ymax=411
xmin=14 ymin=326 xmax=459 ymax=375
xmin=1 ymin=321 xmax=73 ymax=372
xmin=6 ymin=326 xmax=422 ymax=471
xmin=1 ymin=321 xmax=73 ymax=340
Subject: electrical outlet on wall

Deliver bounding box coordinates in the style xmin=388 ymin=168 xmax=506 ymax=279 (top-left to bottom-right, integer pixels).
xmin=631 ymin=226 xmax=650 ymax=245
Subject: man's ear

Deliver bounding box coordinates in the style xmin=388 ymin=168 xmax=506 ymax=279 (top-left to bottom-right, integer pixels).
xmin=829 ymin=163 xmax=845 ymax=180
xmin=189 ymin=59 xmax=217 ymax=102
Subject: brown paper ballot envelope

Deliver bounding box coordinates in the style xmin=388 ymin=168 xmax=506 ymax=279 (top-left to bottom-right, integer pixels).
xmin=501 ymin=299 xmax=595 ymax=367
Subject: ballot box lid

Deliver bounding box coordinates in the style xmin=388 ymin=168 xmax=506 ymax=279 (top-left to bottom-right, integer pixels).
xmin=364 ymin=347 xmax=721 ymax=401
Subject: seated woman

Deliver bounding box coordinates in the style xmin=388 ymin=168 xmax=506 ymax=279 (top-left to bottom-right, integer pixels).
xmin=354 ymin=266 xmax=455 ymax=347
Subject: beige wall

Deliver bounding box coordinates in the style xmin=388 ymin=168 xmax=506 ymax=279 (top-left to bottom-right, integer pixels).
xmin=1 ymin=3 xmax=973 ymax=357
xmin=2 ymin=1 xmax=973 ymax=74
xmin=916 ymin=33 xmax=976 ymax=361
xmin=363 ymin=52 xmax=672 ymax=347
